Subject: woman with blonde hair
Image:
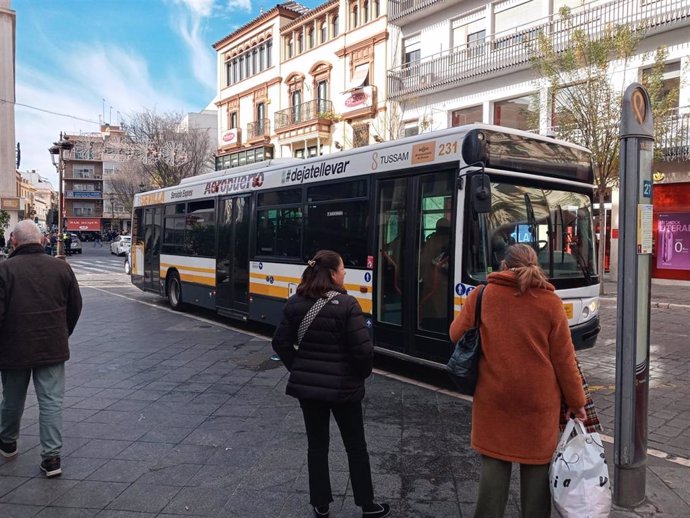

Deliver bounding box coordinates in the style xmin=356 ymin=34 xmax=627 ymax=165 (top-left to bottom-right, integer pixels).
xmin=449 ymin=243 xmax=586 ymax=518
xmin=272 ymin=250 xmax=390 ymax=518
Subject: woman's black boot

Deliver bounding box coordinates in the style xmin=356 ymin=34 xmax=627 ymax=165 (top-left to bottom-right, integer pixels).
xmin=313 ymin=504 xmax=329 ymax=517
xmin=362 ymin=502 xmax=391 ymax=518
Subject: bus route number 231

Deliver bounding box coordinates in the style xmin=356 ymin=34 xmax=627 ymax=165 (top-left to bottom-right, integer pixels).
xmin=438 ymin=141 xmax=458 ymax=156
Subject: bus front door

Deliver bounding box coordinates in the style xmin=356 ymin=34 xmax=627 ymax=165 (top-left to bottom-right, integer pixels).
xmin=143 ymin=207 xmax=162 ymax=292
xmin=374 ymin=172 xmax=455 ymax=364
xmin=216 ymin=195 xmax=250 ymax=316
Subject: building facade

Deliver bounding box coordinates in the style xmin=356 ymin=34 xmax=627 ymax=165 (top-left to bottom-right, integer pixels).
xmin=61 ymin=125 xmax=131 ymax=235
xmin=386 ymin=0 xmax=690 ymax=280
xmin=212 ymin=0 xmax=389 ymax=169
xmin=0 ymin=0 xmax=21 ymax=229
xmin=17 ymin=170 xmax=55 ymax=230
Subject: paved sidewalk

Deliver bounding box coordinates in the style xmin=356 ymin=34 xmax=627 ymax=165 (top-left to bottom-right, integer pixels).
xmin=601 ymin=275 xmax=689 ymax=307
xmin=0 ymin=287 xmax=687 ymax=517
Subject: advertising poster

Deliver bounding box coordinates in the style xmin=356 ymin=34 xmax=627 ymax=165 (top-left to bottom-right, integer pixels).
xmin=657 ymin=213 xmax=690 ymax=270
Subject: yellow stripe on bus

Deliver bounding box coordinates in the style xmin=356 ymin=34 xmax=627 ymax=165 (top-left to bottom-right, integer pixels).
xmin=160 ymin=262 xmax=215 ymax=274
xmin=250 ymin=282 xmax=289 ymax=298
xmin=178 ymin=273 xmax=215 ymax=286
xmin=160 ymin=266 xmax=215 ymax=287
xmin=249 ymin=283 xmax=372 ymax=313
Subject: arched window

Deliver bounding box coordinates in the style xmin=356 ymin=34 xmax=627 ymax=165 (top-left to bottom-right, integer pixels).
xmin=308 ymin=27 xmax=314 ymax=48
xmin=363 ymin=1 xmax=369 ymax=22
xmin=351 ymin=5 xmax=358 ymax=28
xmin=292 ymin=90 xmax=302 ymax=123
xmin=332 ymin=14 xmax=339 ymax=37
xmin=297 ymin=33 xmax=303 ymax=53
xmin=286 ymin=37 xmax=293 ymax=58
xmin=320 ymin=20 xmax=327 ymax=42
xmin=373 ymin=0 xmax=379 ymax=18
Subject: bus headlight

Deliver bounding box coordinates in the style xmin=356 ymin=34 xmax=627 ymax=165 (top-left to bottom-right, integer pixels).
xmin=581 ymin=298 xmax=599 ymax=321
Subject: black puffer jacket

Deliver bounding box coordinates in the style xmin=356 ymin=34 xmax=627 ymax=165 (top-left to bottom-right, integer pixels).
xmin=0 ymin=243 xmax=82 ymax=369
xmin=272 ymin=287 xmax=373 ymax=402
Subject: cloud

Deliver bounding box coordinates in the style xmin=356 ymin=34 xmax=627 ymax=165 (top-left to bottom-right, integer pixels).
xmin=15 ymin=44 xmax=195 ymax=184
xmin=226 ymin=0 xmax=253 ymax=11
xmin=175 ymin=0 xmax=215 ymax=17
xmin=168 ymin=0 xmax=218 ymax=94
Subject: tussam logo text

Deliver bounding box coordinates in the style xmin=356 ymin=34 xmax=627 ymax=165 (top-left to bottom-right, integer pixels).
xmin=371 ymin=151 xmax=410 ymax=170
xmin=281 ymin=161 xmax=350 ymax=184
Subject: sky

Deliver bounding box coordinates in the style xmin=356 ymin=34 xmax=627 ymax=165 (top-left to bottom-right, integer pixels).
xmin=12 ymin=0 xmax=318 ymax=186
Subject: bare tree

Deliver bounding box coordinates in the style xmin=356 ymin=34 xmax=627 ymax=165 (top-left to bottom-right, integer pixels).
xmin=530 ymin=7 xmax=675 ymax=293
xmin=122 ymin=109 xmax=214 ymax=188
xmin=109 ymin=161 xmax=146 ymax=215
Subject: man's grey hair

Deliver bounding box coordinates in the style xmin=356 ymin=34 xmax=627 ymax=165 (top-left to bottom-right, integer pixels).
xmin=13 ymin=220 xmax=43 ymax=246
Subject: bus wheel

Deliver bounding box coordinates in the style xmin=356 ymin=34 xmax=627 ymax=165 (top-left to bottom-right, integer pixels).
xmin=167 ymin=272 xmax=183 ymax=311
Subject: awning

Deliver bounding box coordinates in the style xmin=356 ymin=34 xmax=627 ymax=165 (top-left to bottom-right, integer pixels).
xmin=343 ymin=67 xmax=369 ymax=93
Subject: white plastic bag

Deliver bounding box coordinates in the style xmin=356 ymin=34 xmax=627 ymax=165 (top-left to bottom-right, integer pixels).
xmin=550 ymin=418 xmax=611 ymax=518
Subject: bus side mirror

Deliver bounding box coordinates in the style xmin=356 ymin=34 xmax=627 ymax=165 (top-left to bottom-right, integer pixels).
xmin=471 ymin=174 xmax=491 ymax=213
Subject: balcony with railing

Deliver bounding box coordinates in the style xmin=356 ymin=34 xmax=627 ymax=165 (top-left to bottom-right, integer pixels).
xmin=274 ymin=100 xmax=335 ymax=132
xmin=657 ymin=107 xmax=690 ymax=162
xmin=532 ymin=107 xmax=690 ymax=163
xmin=389 ymin=0 xmax=447 ymax=23
xmin=246 ymin=119 xmax=271 ymax=143
xmin=387 ymin=0 xmax=690 ymax=100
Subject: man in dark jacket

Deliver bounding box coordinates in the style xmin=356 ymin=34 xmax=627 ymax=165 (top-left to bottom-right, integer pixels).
xmin=0 ymin=220 xmax=82 ymax=477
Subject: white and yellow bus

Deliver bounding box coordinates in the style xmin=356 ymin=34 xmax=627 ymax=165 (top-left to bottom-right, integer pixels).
xmin=131 ymin=124 xmax=600 ymax=365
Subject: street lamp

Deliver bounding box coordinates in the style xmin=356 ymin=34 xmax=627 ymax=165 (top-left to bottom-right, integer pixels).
xmin=109 ymin=193 xmax=115 ymax=231
xmin=48 ymin=133 xmax=74 ymax=258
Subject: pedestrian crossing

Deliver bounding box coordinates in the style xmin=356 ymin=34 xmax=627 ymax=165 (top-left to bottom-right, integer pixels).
xmin=67 ymin=257 xmax=126 ymax=276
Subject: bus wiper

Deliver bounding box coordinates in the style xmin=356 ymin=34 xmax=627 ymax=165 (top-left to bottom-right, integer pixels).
xmin=557 ymin=204 xmax=565 ymax=264
xmin=524 ymin=193 xmax=536 ymax=245
xmin=574 ymin=248 xmax=594 ymax=285
xmin=524 ymin=193 xmax=552 ymax=273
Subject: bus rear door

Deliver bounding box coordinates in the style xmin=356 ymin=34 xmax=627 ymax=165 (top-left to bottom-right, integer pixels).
xmin=216 ymin=195 xmax=251 ymax=317
xmin=143 ymin=207 xmax=162 ymax=292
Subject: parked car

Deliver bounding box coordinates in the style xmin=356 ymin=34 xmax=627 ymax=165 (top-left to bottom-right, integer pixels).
xmin=124 ymin=250 xmax=131 ymax=275
xmin=69 ymin=233 xmax=82 ymax=254
xmin=110 ymin=235 xmax=131 ymax=256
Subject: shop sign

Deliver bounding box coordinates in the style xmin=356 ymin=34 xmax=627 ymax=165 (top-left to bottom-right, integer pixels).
xmin=67 ymin=218 xmax=101 ymax=231
xmin=343 ymin=86 xmax=373 ymax=110
xmin=0 ymin=197 xmax=20 ymax=210
xmin=657 ymin=213 xmax=690 ymax=270
xmin=223 ymin=130 xmax=238 ymax=144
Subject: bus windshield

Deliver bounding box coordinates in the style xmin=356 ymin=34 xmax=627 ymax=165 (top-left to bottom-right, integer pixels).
xmin=466 ymin=181 xmax=597 ymax=285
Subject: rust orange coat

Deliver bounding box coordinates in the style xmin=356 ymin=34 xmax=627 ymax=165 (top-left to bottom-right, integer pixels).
xmin=449 ymin=271 xmax=586 ymax=465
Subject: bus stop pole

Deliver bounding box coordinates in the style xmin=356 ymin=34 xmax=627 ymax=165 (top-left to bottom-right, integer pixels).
xmin=614 ymin=83 xmax=654 ymax=507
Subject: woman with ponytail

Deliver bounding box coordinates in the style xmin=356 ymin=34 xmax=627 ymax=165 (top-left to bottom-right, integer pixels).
xmin=272 ymin=250 xmax=390 ymax=518
xmin=449 ymin=243 xmax=586 ymax=518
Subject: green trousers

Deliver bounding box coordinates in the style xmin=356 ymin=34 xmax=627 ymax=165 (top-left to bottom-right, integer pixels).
xmin=473 ymin=455 xmax=551 ymax=518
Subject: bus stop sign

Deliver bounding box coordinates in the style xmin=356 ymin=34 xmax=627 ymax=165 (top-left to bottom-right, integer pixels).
xmin=615 ymin=83 xmax=654 ymax=508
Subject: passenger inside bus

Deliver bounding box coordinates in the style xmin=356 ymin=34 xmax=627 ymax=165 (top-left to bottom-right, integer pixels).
xmin=419 ymin=217 xmax=450 ymax=332
xmin=490 ymin=225 xmax=516 ymax=271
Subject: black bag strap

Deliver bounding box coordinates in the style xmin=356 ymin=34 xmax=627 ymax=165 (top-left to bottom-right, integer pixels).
xmin=297 ymin=290 xmax=340 ymax=346
xmin=473 ymin=284 xmax=486 ymax=328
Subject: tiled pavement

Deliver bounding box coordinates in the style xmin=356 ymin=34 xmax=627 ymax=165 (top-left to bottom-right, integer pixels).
xmin=0 ymin=284 xmax=688 ymax=517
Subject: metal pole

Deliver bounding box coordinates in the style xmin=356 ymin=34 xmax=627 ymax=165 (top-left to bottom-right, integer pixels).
xmin=56 ymin=149 xmax=64 ymax=258
xmin=614 ymin=83 xmax=654 ymax=508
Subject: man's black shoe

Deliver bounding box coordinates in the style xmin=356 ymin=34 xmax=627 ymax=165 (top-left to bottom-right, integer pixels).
xmin=40 ymin=457 xmax=62 ymax=477
xmin=0 ymin=440 xmax=17 ymax=458
xmin=362 ymin=503 xmax=391 ymax=518
xmin=313 ymin=504 xmax=329 ymax=517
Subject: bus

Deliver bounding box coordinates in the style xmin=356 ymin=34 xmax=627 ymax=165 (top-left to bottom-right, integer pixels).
xmin=130 ymin=124 xmax=600 ymax=366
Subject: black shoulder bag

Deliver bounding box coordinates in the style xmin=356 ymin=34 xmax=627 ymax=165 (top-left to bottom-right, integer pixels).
xmin=446 ymin=284 xmax=485 ymax=395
